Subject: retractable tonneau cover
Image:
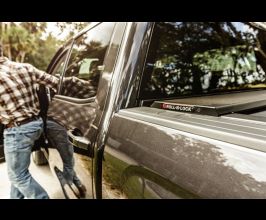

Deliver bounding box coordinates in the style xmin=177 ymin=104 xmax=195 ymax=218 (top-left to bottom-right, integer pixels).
xmin=151 ymin=90 xmax=266 ymax=116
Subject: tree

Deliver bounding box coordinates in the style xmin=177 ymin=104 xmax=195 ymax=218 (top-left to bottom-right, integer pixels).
xmin=56 ymin=22 xmax=90 ymax=40
xmin=26 ymin=33 xmax=63 ymax=71
xmin=0 ymin=22 xmax=44 ymax=63
xmin=0 ymin=22 xmax=63 ymax=70
xmin=144 ymin=22 xmax=265 ymax=99
xmin=0 ymin=22 xmax=89 ymax=70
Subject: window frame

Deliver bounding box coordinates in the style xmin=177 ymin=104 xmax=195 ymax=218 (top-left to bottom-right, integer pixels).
xmin=58 ymin=22 xmax=117 ymax=100
xmin=47 ymin=40 xmax=74 ymax=95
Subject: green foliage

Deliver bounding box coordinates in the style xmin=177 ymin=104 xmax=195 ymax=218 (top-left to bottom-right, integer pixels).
xmin=1 ymin=22 xmax=41 ymax=63
xmin=0 ymin=22 xmax=87 ymax=70
xmin=25 ymin=33 xmax=63 ymax=71
xmin=193 ymin=45 xmax=257 ymax=73
xmin=56 ymin=22 xmax=89 ymax=40
xmin=145 ymin=22 xmax=266 ymax=98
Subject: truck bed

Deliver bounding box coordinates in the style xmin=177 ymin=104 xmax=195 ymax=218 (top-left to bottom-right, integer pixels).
xmin=151 ymin=90 xmax=266 ymax=116
xmin=119 ymin=106 xmax=266 ymax=153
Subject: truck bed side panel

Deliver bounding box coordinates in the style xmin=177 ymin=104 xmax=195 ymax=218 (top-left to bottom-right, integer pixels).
xmin=104 ymin=108 xmax=266 ymax=198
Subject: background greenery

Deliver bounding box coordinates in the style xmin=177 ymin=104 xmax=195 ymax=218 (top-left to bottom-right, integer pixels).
xmin=0 ymin=22 xmax=89 ymax=70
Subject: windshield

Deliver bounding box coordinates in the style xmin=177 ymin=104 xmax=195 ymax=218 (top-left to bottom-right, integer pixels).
xmin=140 ymin=22 xmax=266 ymax=100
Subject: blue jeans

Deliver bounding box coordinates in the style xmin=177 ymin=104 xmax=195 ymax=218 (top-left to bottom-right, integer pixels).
xmin=4 ymin=118 xmax=49 ymax=199
xmin=46 ymin=120 xmax=82 ymax=187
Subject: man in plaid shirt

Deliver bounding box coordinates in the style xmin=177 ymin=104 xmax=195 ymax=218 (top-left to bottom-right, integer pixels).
xmin=0 ymin=44 xmax=58 ymax=199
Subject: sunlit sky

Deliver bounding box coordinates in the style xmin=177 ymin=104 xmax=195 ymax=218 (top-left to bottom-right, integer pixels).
xmin=44 ymin=22 xmax=71 ymax=40
xmin=12 ymin=22 xmax=72 ymax=40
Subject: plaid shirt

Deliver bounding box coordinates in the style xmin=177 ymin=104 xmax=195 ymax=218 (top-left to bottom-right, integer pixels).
xmin=61 ymin=77 xmax=97 ymax=99
xmin=0 ymin=57 xmax=59 ymax=125
xmin=48 ymin=76 xmax=98 ymax=129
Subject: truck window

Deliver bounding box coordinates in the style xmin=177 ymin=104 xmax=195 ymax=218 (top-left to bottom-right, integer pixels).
xmin=50 ymin=50 xmax=69 ymax=78
xmin=48 ymin=41 xmax=72 ymax=77
xmin=61 ymin=22 xmax=116 ymax=99
xmin=140 ymin=22 xmax=266 ymax=100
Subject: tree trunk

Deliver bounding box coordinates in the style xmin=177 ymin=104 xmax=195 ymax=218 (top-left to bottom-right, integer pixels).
xmin=16 ymin=52 xmax=20 ymax=62
xmin=20 ymin=51 xmax=26 ymax=63
xmin=6 ymin=23 xmax=12 ymax=60
xmin=7 ymin=44 xmax=12 ymax=60
xmin=0 ymin=23 xmax=5 ymax=56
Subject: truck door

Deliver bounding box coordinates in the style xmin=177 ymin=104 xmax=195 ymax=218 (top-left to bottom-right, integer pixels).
xmin=48 ymin=22 xmax=117 ymax=156
xmin=47 ymin=23 xmax=127 ymax=198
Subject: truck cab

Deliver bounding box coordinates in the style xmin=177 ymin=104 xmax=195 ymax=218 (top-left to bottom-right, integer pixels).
xmin=3 ymin=22 xmax=266 ymax=198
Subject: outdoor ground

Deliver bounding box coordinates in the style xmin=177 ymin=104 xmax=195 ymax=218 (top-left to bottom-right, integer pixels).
xmin=0 ymin=154 xmax=92 ymax=199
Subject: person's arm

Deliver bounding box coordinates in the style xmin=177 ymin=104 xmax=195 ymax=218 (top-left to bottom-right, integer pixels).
xmin=63 ymin=76 xmax=97 ymax=98
xmin=26 ymin=64 xmax=59 ymax=92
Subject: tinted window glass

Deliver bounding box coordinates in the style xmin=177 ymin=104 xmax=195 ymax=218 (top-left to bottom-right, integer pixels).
xmin=140 ymin=22 xmax=266 ymax=100
xmin=61 ymin=22 xmax=115 ymax=99
xmin=49 ymin=42 xmax=72 ymax=77
xmin=50 ymin=51 xmax=68 ymax=78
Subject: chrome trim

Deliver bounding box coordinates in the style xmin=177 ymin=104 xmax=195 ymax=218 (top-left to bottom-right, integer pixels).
xmin=67 ymin=130 xmax=91 ymax=150
xmin=54 ymin=95 xmax=95 ymax=104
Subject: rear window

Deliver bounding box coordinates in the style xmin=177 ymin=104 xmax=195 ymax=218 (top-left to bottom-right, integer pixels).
xmin=140 ymin=22 xmax=266 ymax=100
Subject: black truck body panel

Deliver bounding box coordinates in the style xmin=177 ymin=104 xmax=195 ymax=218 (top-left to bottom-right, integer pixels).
xmin=2 ymin=22 xmax=266 ymax=199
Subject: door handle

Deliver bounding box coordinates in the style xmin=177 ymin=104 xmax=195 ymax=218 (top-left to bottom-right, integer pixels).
xmin=67 ymin=130 xmax=91 ymax=150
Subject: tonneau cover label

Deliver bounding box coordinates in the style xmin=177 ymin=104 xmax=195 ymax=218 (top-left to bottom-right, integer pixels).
xmin=161 ymin=103 xmax=195 ymax=112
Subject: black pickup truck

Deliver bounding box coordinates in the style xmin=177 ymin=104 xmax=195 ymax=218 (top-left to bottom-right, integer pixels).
xmin=2 ymin=22 xmax=266 ymax=198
